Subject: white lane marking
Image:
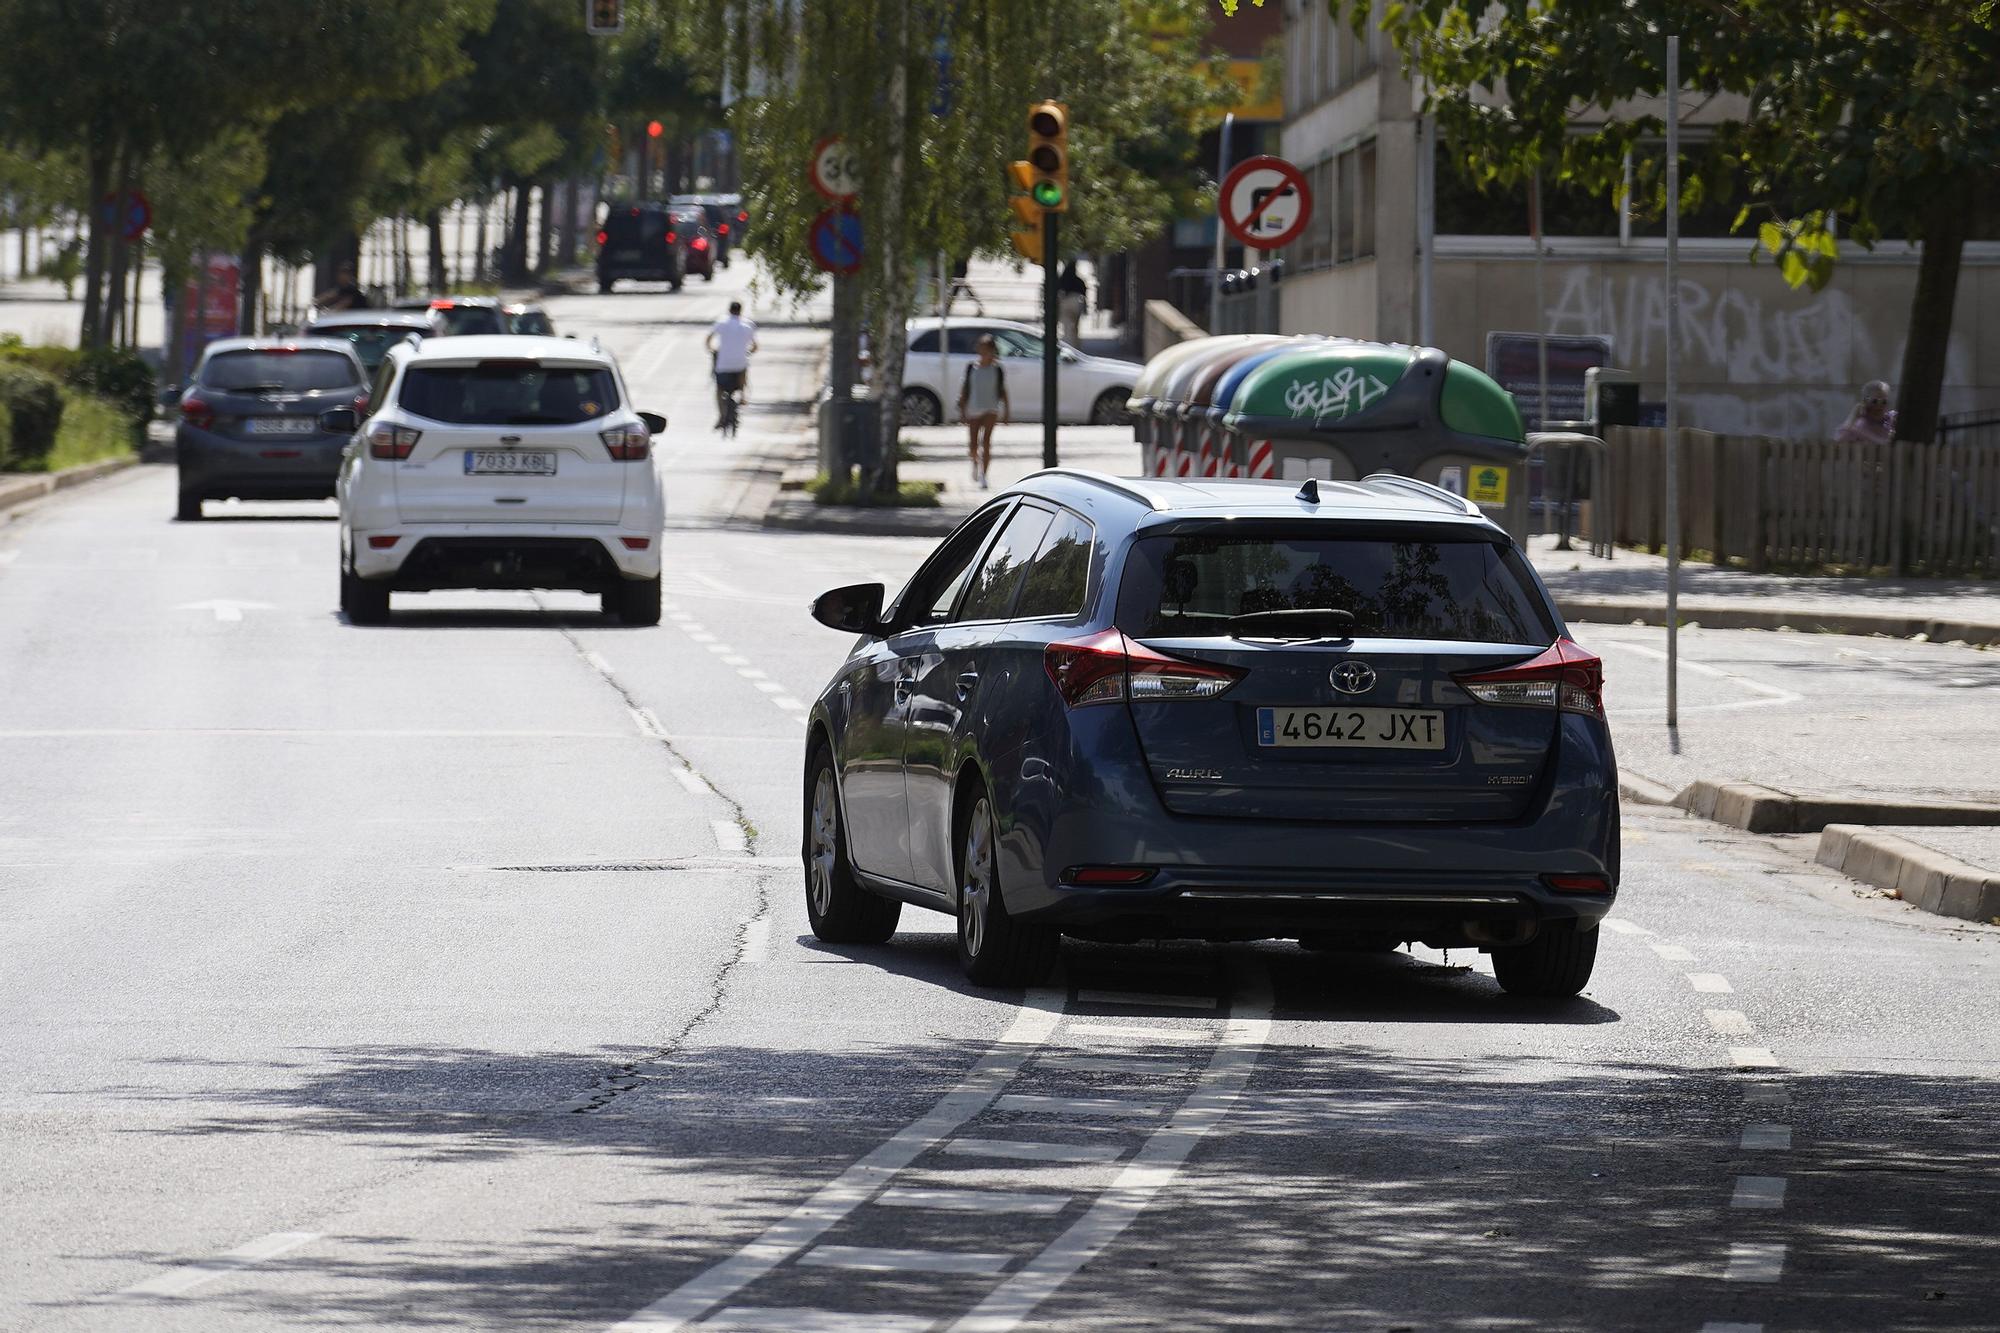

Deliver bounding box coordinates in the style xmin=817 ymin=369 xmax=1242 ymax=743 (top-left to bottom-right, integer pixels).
xmin=800 ymin=1246 xmax=1012 ymax=1276
xmin=941 ymin=1138 xmax=1123 ymax=1166
xmin=176 ymin=598 xmax=271 ymax=623
xmin=738 ymin=667 xmax=770 ymax=680
xmin=672 ymin=766 xmax=713 ymax=796
xmin=1742 ymin=1081 xmax=1789 ymax=1106
xmin=741 ymin=914 xmax=773 ymax=963
xmin=630 ymin=332 xmax=682 ymax=386
xmin=691 ymin=572 xmax=738 ymax=595
xmin=1600 ymin=918 xmax=1652 ymax=936
xmin=720 ymin=654 xmax=751 ymax=667
xmin=630 ymin=707 xmax=668 ymax=740
xmin=711 ymin=821 xmax=749 ymax=855
xmin=1073 ymin=989 xmax=1217 ymax=1010
xmin=1705 ymin=1009 xmax=1755 ymax=1036
xmin=1042 ymin=1056 xmax=1189 ymax=1078
xmin=1599 ymin=640 xmax=1804 ymax=710
xmin=752 ymin=681 xmax=785 ymax=695
xmin=996 ymin=1094 xmax=1162 ymax=1119
xmin=1065 ymin=1023 xmax=1203 ymax=1043
xmin=602 ymin=991 xmax=1064 ymax=1332
xmin=1701 ymin=1324 xmax=1765 ymax=1333
xmin=705 ymin=642 xmax=734 ymax=655
xmin=1723 ymin=1242 xmax=1787 ymax=1283
xmin=688 ymin=631 xmax=717 ymax=644
xmin=1741 ymin=1123 xmax=1792 ymax=1150
xmin=585 ymin=651 xmax=615 ymax=674
xmin=875 ymin=1188 xmax=1070 ymax=1216
xmin=772 ymin=696 xmax=806 ymax=712
xmin=1688 ymin=973 xmax=1735 ymax=993
xmin=1650 ymin=943 xmax=1697 ymax=962
xmin=700 ymin=1310 xmax=936 ymax=1332
xmin=949 ymin=975 xmax=1273 ymax=1333
xmin=667 ymin=612 xmax=695 ymax=623
xmin=115 ymin=1231 xmax=319 ymax=1299
xmin=1731 ymin=1047 xmax=1781 ymax=1070
xmin=1731 ymin=1176 xmax=1788 ymax=1210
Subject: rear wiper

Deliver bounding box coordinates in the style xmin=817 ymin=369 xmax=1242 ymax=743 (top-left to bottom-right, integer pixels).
xmin=232 ymin=382 xmax=288 ymax=393
xmin=1226 ymin=607 xmax=1357 ymax=642
xmin=502 ymin=414 xmax=570 ymax=424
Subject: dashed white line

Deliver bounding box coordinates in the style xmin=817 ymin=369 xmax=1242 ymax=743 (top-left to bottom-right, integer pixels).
xmin=1650 ymin=943 xmax=1697 ymax=962
xmin=585 ymin=651 xmax=614 ymax=674
xmin=1731 ymin=1175 xmax=1788 ymax=1210
xmin=741 ymin=913 xmax=773 ymax=963
xmin=876 ymin=1187 xmax=1070 ymax=1216
xmin=1065 ymin=1023 xmax=1204 ymax=1043
xmin=1704 ymin=1009 xmax=1755 ymax=1036
xmin=996 ymin=1093 xmax=1162 ymax=1119
xmin=1601 ymin=918 xmax=1652 ymax=936
xmin=1687 ymin=973 xmax=1735 ymax=993
xmin=688 ymin=631 xmax=717 ymax=643
xmin=720 ymin=654 xmax=750 ymax=667
xmin=941 ymin=1138 xmax=1124 ymax=1165
xmin=630 ymin=707 xmax=668 ymax=740
xmin=711 ymin=821 xmax=749 ymax=855
xmin=738 ymin=667 xmax=770 ymax=680
xmin=1723 ymin=1242 xmax=1787 ymax=1283
xmin=1741 ymin=1123 xmax=1792 ymax=1150
xmin=1073 ymin=989 xmax=1217 ymax=1011
xmin=800 ymin=1245 xmax=1012 ymax=1276
xmin=701 ymin=1310 xmax=935 ymax=1332
xmin=1742 ymin=1081 xmax=1789 ymax=1106
xmin=1700 ymin=1323 xmax=1764 ymax=1333
xmin=752 ymin=680 xmax=784 ymax=695
xmin=1731 ymin=1047 xmax=1781 ymax=1069
xmin=772 ymin=695 xmax=806 ymax=711
xmin=1043 ymin=1056 xmax=1190 ymax=1078
xmin=114 ymin=1231 xmax=319 ymax=1299
xmin=705 ymin=642 xmax=733 ymax=655
xmin=672 ymin=766 xmax=713 ymax=796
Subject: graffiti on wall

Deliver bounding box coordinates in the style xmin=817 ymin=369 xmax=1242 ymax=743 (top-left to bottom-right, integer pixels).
xmin=1283 ymin=366 xmax=1392 ymax=424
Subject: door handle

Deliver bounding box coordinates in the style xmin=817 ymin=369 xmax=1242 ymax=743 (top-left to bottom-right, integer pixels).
xmin=955 ymin=671 xmax=980 ymax=702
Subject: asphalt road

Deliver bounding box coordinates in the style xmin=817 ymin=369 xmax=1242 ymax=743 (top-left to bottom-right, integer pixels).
xmin=3 ymin=266 xmax=1997 ymax=1333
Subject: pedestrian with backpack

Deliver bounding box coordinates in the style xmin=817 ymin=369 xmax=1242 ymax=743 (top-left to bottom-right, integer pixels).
xmin=957 ymin=334 xmax=1008 ymax=490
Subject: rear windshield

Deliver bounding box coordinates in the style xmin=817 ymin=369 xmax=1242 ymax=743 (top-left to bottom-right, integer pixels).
xmin=431 ymin=306 xmax=505 ymax=337
xmin=507 ymin=310 xmax=554 ymax=336
xmin=308 ymin=325 xmax=419 ymax=370
xmin=1117 ymin=531 xmax=1556 ymax=644
xmin=201 ymin=350 xmax=359 ymax=392
xmin=605 ymin=210 xmax=667 ymax=241
xmin=399 ymin=362 xmax=620 ymax=425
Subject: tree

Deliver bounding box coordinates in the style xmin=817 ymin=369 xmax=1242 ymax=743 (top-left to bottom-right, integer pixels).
xmin=1264 ymin=1 xmax=2000 ymax=442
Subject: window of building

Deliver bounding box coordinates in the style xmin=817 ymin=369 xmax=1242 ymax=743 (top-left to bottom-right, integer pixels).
xmin=1356 ymin=141 xmax=1377 ymax=259
xmin=1336 ymin=149 xmax=1358 ymax=263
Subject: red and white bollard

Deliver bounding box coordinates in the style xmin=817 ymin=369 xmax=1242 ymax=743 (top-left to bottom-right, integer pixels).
xmin=1247 ymin=438 xmax=1275 ymax=479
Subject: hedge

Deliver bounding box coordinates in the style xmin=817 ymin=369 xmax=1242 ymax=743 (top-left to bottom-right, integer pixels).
xmin=0 ymin=363 xmax=65 ymax=466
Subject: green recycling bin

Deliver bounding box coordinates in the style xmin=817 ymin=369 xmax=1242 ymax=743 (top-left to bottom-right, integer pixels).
xmin=1220 ymin=340 xmax=1530 ymax=538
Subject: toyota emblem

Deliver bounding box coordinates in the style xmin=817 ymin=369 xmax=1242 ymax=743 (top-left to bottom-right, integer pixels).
xmin=1330 ymin=661 xmax=1376 ymax=695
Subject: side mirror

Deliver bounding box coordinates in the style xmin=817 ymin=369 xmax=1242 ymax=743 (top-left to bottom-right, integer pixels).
xmin=321 ymin=407 xmax=359 ymax=434
xmin=639 ymin=411 xmax=668 ymax=435
xmin=811 ymin=582 xmax=886 ymax=635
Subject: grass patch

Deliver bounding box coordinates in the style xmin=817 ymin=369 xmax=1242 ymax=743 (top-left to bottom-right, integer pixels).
xmin=31 ymin=390 xmax=134 ymax=473
xmin=806 ymin=473 xmax=942 ymax=508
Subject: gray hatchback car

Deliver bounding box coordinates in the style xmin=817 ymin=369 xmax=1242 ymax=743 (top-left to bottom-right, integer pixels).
xmin=804 ymin=470 xmax=1621 ymax=996
xmin=175 ymin=338 xmax=367 ymax=520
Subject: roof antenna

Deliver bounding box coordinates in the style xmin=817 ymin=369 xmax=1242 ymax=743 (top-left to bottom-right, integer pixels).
xmin=1296 ymin=477 xmax=1320 ymax=504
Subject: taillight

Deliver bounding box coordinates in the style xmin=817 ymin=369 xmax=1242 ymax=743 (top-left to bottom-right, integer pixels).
xmin=666 ymin=230 xmax=678 ymax=243
xmin=179 ymin=396 xmax=214 ymax=429
xmin=600 ymin=424 xmax=650 ymax=460
xmin=691 ymin=236 xmax=708 ymax=251
xmin=717 ymin=223 xmax=730 ymax=235
xmin=596 ymin=229 xmax=608 ymax=246
xmin=1044 ymin=629 xmax=1243 ymax=708
xmin=1544 ymin=873 xmax=1612 ymax=894
xmin=620 ymin=536 xmax=651 ymax=550
xmin=1455 ymin=639 xmax=1604 ymax=716
xmin=366 ymin=422 xmax=421 ymax=459
xmin=367 ymin=535 xmax=401 ymax=549
xmin=1064 ymin=866 xmax=1157 ymax=885
xmin=737 ymin=210 xmax=748 ymax=222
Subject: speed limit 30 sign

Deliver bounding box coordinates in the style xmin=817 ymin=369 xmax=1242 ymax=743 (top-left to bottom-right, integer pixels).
xmin=1219 ymin=155 xmax=1312 ymax=251
xmin=810 ymin=137 xmax=861 ymax=201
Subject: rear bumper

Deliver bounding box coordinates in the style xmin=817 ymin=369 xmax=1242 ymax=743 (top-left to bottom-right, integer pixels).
xmin=350 ymin=528 xmax=660 ymax=588
xmin=178 ymin=428 xmax=343 ymax=498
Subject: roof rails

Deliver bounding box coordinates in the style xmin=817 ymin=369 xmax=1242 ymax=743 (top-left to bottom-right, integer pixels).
xmin=1017 ymin=467 xmax=1158 ymax=507
xmin=1359 ymin=472 xmax=1484 ymax=518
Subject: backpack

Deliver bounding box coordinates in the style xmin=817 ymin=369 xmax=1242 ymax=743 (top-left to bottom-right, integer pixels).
xmin=960 ymin=362 xmax=1006 ymax=404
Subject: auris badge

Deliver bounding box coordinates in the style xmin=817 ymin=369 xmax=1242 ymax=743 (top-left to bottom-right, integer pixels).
xmin=1330 ymin=660 xmax=1376 ymax=695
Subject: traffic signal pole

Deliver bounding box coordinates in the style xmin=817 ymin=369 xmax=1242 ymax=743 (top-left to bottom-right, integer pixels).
xmin=1043 ymin=210 xmax=1058 ymax=468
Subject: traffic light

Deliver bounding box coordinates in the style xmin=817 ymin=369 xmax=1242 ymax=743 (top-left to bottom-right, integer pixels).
xmin=1006 ymin=160 xmax=1043 ymax=263
xmin=585 ymin=0 xmax=622 ymax=36
xmin=1026 ymin=100 xmax=1068 ymax=213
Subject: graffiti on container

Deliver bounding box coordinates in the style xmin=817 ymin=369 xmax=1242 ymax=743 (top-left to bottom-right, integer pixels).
xmin=1283 ymin=366 xmax=1391 ymax=424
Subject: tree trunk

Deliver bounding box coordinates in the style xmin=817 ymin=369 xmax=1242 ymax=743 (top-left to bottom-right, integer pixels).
xmin=535 ymin=183 xmax=553 ymax=277
xmin=871 ymin=0 xmax=911 ymax=497
xmin=1893 ymin=194 xmax=1969 ymax=444
xmin=473 ymin=200 xmax=488 ymax=282
xmin=239 ymin=226 xmax=264 ymax=336
xmin=503 ymin=182 xmax=532 ymax=284
xmin=79 ymin=146 xmax=111 ymax=347
xmin=426 ymin=209 xmax=447 ymax=292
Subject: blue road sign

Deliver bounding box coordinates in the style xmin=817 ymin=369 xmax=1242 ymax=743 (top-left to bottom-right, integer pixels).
xmin=810 ymin=207 xmax=863 ymax=275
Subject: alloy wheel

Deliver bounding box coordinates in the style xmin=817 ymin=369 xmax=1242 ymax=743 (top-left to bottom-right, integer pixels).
xmin=901 ymin=389 xmax=941 ymax=427
xmin=809 ymin=768 xmax=840 ymax=918
xmin=960 ymin=798 xmax=993 ymax=958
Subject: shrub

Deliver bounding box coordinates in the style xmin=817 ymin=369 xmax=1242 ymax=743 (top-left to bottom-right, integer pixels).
xmin=43 ymin=389 xmax=131 ymax=472
xmin=72 ymin=348 xmax=155 ymax=429
xmin=0 ymin=363 xmax=65 ymax=465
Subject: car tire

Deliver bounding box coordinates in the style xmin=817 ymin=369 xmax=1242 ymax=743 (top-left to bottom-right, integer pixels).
xmin=955 ymin=786 xmax=1059 ymax=987
xmin=900 ymin=387 xmax=943 ymax=428
xmin=598 ymin=277 xmax=614 ymax=294
xmin=176 ymin=485 xmax=203 ymax=522
xmin=671 ymin=277 xmax=684 ymax=292
xmin=1491 ymin=921 xmax=1599 ymax=998
xmin=702 ymin=269 xmax=714 ymax=282
xmin=611 ymin=575 xmax=662 ymax=626
xmin=804 ymin=746 xmax=902 ymax=944
xmin=1089 ymin=388 xmax=1132 ymax=426
xmin=340 ymin=562 xmax=391 ymax=625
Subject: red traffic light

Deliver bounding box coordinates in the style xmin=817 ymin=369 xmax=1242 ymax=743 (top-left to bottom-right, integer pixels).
xmin=647 ymin=120 xmax=663 ymax=139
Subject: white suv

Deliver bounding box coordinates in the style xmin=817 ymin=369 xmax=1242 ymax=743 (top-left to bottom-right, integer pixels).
xmin=337 ymin=335 xmax=666 ymax=625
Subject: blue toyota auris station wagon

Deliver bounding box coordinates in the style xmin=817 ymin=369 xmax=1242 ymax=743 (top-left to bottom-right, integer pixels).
xmin=803 ymin=470 xmax=1619 ymax=997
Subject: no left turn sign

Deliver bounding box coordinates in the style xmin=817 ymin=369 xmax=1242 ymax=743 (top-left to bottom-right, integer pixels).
xmin=1219 ymin=155 xmax=1312 ymax=251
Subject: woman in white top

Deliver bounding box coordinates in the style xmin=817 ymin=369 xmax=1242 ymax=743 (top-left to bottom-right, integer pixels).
xmin=956 ymin=334 xmax=1009 ymax=490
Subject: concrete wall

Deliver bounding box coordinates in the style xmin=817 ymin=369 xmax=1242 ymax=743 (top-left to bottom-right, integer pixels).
xmin=1427 ymin=239 xmax=2000 ymax=439
xmin=1280 ymin=261 xmax=1379 ymax=341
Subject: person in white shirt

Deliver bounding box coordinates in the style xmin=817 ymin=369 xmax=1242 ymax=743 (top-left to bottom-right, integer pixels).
xmin=706 ymin=302 xmax=759 ymax=428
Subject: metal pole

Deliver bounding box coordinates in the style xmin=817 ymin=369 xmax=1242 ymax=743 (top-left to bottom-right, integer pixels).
xmin=1209 ymin=113 xmax=1234 ymax=333
xmin=937 ymin=250 xmax=948 ymax=415
xmin=1531 ymin=169 xmax=1550 ymax=434
xmin=1043 ymin=210 xmax=1059 ymax=468
xmin=1665 ymin=34 xmax=1682 ymax=728
xmin=1417 ymin=113 xmax=1435 ymax=347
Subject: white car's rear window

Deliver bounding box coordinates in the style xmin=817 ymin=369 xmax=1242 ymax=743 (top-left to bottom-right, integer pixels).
xmin=400 ymin=362 xmax=620 ymax=425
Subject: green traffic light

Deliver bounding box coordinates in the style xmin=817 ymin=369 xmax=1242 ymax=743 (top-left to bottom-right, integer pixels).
xmin=1032 ymin=181 xmax=1064 ymax=208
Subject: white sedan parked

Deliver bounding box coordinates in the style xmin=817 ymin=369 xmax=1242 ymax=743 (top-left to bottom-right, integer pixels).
xmin=896 ymin=317 xmax=1139 ymax=427
xmin=336 ymin=335 xmax=667 ymax=625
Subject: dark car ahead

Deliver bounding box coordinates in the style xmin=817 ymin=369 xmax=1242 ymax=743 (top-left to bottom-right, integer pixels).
xmin=301 ymin=309 xmax=430 ymax=374
xmin=596 ymin=203 xmax=686 ymax=293
xmin=669 ymin=206 xmax=715 ymax=282
xmin=175 ymin=338 xmax=367 ymax=520
xmin=803 ymin=470 xmax=1620 ymax=996
xmin=426 ymin=296 xmax=506 ymax=336
xmin=670 ymin=194 xmax=736 ymax=268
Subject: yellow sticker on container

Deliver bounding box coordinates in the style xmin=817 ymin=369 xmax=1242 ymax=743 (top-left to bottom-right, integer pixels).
xmin=1470 ymin=466 xmax=1509 ymax=505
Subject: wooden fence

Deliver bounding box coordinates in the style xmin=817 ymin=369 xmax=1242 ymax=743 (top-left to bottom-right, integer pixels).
xmin=1595 ymin=427 xmax=2000 ymax=577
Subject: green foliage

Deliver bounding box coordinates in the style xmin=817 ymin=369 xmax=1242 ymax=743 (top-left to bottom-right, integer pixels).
xmin=40 ymin=390 xmax=132 ymax=473
xmin=0 ymin=364 xmax=67 ymax=466
xmin=0 ymin=339 xmax=154 ymax=430
xmin=807 ymin=474 xmax=943 ymax=507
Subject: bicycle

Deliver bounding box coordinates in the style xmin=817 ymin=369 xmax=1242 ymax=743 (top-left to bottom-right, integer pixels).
xmin=714 ymin=367 xmax=744 ymax=437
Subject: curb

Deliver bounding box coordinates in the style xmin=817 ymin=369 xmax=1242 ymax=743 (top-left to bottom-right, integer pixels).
xmin=763 ymin=497 xmax=961 ymax=538
xmin=1556 ymin=595 xmax=2000 ymax=647
xmin=0 ymin=453 xmax=141 ymax=516
xmin=1815 ymin=824 xmax=2000 ymax=924
xmin=1674 ymin=779 xmax=2000 ymax=835
xmin=1618 ymin=773 xmax=1681 ymax=807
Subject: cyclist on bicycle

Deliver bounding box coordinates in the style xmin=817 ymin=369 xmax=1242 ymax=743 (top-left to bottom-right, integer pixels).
xmin=707 ymin=301 xmax=759 ymax=430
